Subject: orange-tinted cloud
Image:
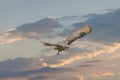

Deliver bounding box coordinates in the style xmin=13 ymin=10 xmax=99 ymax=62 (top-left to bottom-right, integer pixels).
xmin=48 ymin=42 xmax=120 ymax=67
xmin=0 ymin=28 xmax=26 ymax=45
xmin=92 ymin=71 xmax=115 ymax=77
xmin=105 ymin=64 xmax=116 ymax=68
xmin=74 ymin=75 xmax=84 ymax=80
xmin=0 ymin=17 xmax=63 ymax=45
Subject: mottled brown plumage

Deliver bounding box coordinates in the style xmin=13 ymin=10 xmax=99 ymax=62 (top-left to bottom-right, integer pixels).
xmin=41 ymin=25 xmax=91 ymax=55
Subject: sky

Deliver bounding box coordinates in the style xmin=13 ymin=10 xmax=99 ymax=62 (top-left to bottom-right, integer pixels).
xmin=0 ymin=0 xmax=120 ymax=80
xmin=0 ymin=0 xmax=120 ymax=32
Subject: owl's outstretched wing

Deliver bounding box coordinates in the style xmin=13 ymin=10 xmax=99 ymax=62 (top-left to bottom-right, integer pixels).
xmin=63 ymin=25 xmax=91 ymax=45
xmin=41 ymin=41 xmax=58 ymax=46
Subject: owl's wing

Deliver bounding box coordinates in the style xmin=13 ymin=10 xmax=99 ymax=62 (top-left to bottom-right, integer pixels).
xmin=63 ymin=25 xmax=91 ymax=45
xmin=41 ymin=41 xmax=58 ymax=46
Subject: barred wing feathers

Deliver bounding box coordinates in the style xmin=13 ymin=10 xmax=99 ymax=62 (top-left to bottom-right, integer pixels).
xmin=63 ymin=25 xmax=91 ymax=45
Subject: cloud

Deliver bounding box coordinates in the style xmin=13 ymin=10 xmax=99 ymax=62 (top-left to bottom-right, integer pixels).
xmin=0 ymin=66 xmax=76 ymax=80
xmin=74 ymin=75 xmax=84 ymax=80
xmin=0 ymin=28 xmax=26 ymax=45
xmin=0 ymin=77 xmax=28 ymax=80
xmin=0 ymin=41 xmax=119 ymax=79
xmin=77 ymin=64 xmax=93 ymax=68
xmin=0 ymin=57 xmax=47 ymax=73
xmin=92 ymin=71 xmax=115 ymax=77
xmin=73 ymin=9 xmax=120 ymax=44
xmin=0 ymin=17 xmax=63 ymax=45
xmin=0 ymin=9 xmax=120 ymax=80
xmin=1 ymin=9 xmax=120 ymax=46
xmin=84 ymin=60 xmax=101 ymax=63
xmin=107 ymin=54 xmax=120 ymax=60
xmin=104 ymin=64 xmax=116 ymax=68
xmin=47 ymin=41 xmax=120 ymax=67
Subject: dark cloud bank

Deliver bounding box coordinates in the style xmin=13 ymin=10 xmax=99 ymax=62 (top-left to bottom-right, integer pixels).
xmin=1 ymin=9 xmax=120 ymax=45
xmin=73 ymin=9 xmax=120 ymax=43
xmin=0 ymin=58 xmax=76 ymax=80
